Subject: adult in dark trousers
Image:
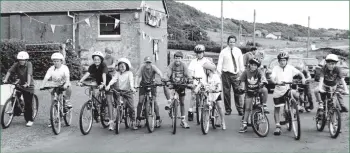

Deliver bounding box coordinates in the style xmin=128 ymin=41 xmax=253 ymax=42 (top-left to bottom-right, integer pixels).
xmin=217 ymin=35 xmax=245 ymax=116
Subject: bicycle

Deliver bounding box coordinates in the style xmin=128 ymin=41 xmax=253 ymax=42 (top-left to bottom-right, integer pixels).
xmin=164 ymin=81 xmax=192 ymax=134
xmin=109 ymin=88 xmax=133 ymax=134
xmin=78 ymin=82 xmax=109 ymax=135
xmin=192 ymin=76 xmax=205 ymax=125
xmin=200 ymin=88 xmax=222 ymax=135
xmin=240 ymin=89 xmax=270 ymax=137
xmin=294 ymin=80 xmax=313 ymax=113
xmin=315 ymin=86 xmax=343 ymax=139
xmin=136 ymin=82 xmax=165 ymax=133
xmin=1 ymin=80 xmax=39 ymax=129
xmin=40 ymin=85 xmax=72 ymax=135
xmin=277 ymin=82 xmax=302 ymax=140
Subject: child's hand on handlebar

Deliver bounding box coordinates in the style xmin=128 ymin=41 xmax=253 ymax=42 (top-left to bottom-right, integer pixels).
xmin=105 ymin=85 xmax=110 ymax=91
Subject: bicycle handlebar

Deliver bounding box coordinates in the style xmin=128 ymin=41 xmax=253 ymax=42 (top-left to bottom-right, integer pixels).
xmin=135 ymin=83 xmax=165 ymax=89
xmin=40 ymin=85 xmax=65 ymax=91
xmin=192 ymin=76 xmax=202 ymax=81
xmin=110 ymin=89 xmax=133 ymax=95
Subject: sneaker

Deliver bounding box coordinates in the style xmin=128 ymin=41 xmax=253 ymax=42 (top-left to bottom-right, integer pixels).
xmin=132 ymin=121 xmax=138 ymax=130
xmin=239 ymin=123 xmax=247 ymax=133
xmin=318 ymin=102 xmax=324 ymax=110
xmin=108 ymin=121 xmax=114 ymax=131
xmin=180 ymin=120 xmax=190 ymax=129
xmin=263 ymin=104 xmax=270 ymax=114
xmin=274 ymin=127 xmax=281 ymax=136
xmin=26 ymin=121 xmax=33 ymax=127
xmin=222 ymin=123 xmax=226 ymax=130
xmin=65 ymin=100 xmax=73 ymax=108
xmin=188 ymin=112 xmax=193 ymax=121
xmin=155 ymin=119 xmax=162 ymax=128
xmin=165 ymin=100 xmax=172 ymax=110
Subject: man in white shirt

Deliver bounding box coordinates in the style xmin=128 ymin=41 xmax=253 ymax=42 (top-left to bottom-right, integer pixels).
xmin=217 ymin=35 xmax=245 ymax=116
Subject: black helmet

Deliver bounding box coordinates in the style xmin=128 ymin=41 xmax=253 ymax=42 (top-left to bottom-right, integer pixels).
xmin=277 ymin=52 xmax=289 ymax=60
xmin=249 ymin=57 xmax=261 ymax=67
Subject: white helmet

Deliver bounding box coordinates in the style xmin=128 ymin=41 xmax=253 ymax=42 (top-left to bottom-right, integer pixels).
xmin=117 ymin=58 xmax=133 ymax=69
xmin=325 ymin=54 xmax=339 ymax=62
xmin=51 ymin=52 xmax=64 ymax=60
xmin=92 ymin=51 xmax=104 ymax=60
xmin=17 ymin=51 xmax=29 ymax=60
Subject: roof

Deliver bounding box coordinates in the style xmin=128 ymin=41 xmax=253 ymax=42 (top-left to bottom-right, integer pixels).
xmin=1 ymin=1 xmax=168 ymax=14
xmin=272 ymin=32 xmax=282 ymax=36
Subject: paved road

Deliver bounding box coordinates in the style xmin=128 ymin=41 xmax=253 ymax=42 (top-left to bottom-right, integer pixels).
xmin=1 ymin=84 xmax=349 ymax=153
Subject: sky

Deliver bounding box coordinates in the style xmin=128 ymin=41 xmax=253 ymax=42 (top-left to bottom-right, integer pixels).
xmin=178 ymin=1 xmax=349 ymax=30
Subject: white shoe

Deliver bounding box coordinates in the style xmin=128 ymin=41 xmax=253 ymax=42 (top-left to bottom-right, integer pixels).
xmin=26 ymin=121 xmax=33 ymax=127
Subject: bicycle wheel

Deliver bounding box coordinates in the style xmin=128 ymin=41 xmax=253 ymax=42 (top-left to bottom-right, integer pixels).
xmin=63 ymin=104 xmax=73 ymax=126
xmin=115 ymin=107 xmax=121 ymax=134
xmin=196 ymin=96 xmax=203 ymax=125
xmin=1 ymin=98 xmax=16 ymax=129
xmin=284 ymin=104 xmax=292 ymax=131
xmin=251 ymin=109 xmax=270 ymax=137
xmin=50 ymin=100 xmax=61 ymax=135
xmin=79 ymin=101 xmax=94 ymax=135
xmin=32 ymin=94 xmax=39 ymax=119
xmin=290 ymin=100 xmax=301 ymax=140
xmin=329 ymin=108 xmax=341 ymax=138
xmin=145 ymin=96 xmax=155 ymax=133
xmin=211 ymin=104 xmax=219 ymax=129
xmin=172 ymin=99 xmax=178 ymax=135
xmin=124 ymin=107 xmax=131 ymax=129
xmin=316 ymin=109 xmax=326 ymax=131
xmin=100 ymin=101 xmax=109 ymax=128
xmin=201 ymin=104 xmax=210 ymax=135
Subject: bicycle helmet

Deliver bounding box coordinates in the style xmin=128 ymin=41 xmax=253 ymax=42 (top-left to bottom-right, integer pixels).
xmin=174 ymin=51 xmax=183 ymax=58
xmin=92 ymin=51 xmax=104 ymax=60
xmin=51 ymin=52 xmax=64 ymax=60
xmin=203 ymin=61 xmax=216 ymax=72
xmin=194 ymin=44 xmax=205 ymax=53
xmin=277 ymin=51 xmax=289 ymax=60
xmin=117 ymin=57 xmax=133 ymax=70
xmin=249 ymin=57 xmax=261 ymax=67
xmin=325 ymin=54 xmax=339 ymax=63
xmin=17 ymin=51 xmax=29 ymax=60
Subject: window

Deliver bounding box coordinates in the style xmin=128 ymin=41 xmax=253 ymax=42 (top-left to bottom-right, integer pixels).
xmin=98 ymin=14 xmax=120 ymax=38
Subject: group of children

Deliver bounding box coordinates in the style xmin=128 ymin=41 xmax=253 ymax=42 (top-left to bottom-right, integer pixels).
xmin=3 ymin=45 xmax=348 ymax=137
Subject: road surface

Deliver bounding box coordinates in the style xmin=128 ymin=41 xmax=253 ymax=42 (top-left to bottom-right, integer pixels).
xmin=1 ymin=84 xmax=349 ymax=153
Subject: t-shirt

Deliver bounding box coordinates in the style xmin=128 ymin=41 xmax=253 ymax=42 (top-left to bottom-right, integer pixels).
xmin=321 ymin=66 xmax=342 ymax=86
xmin=188 ymin=57 xmax=212 ymax=85
xmin=88 ymin=63 xmax=110 ymax=85
xmin=167 ymin=61 xmax=189 ymax=84
xmin=104 ymin=56 xmax=115 ymax=72
xmin=136 ymin=64 xmax=161 ymax=85
xmin=240 ymin=69 xmax=267 ymax=90
xmin=109 ymin=71 xmax=134 ymax=91
xmin=44 ymin=65 xmax=70 ymax=86
xmin=8 ymin=62 xmax=34 ymax=92
xmin=270 ymin=64 xmax=300 ymax=98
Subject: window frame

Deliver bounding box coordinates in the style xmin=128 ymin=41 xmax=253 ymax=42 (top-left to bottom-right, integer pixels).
xmin=97 ymin=13 xmax=121 ymax=39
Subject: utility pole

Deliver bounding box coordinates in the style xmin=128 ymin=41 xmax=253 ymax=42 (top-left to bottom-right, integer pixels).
xmin=253 ymin=9 xmax=256 ymax=47
xmin=307 ymin=16 xmax=310 ymax=58
xmin=221 ymin=0 xmax=223 ymax=50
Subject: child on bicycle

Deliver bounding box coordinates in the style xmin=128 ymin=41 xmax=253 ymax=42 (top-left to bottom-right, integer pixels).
xmin=294 ymin=65 xmax=313 ymax=112
xmin=40 ymin=52 xmax=72 ymax=127
xmin=187 ymin=44 xmax=216 ymax=122
xmin=314 ymin=54 xmax=349 ymax=113
xmin=238 ymin=58 xmax=268 ymax=133
xmin=3 ymin=51 xmax=35 ymax=127
xmin=106 ymin=57 xmax=138 ymax=130
xmin=78 ymin=51 xmax=112 ymax=123
xmin=270 ymin=52 xmax=306 ymax=136
xmin=163 ymin=51 xmax=191 ymax=129
xmin=206 ymin=64 xmax=226 ymax=130
xmin=134 ymin=56 xmax=166 ymax=128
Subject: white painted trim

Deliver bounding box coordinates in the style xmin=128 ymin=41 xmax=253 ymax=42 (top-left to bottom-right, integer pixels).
xmin=97 ymin=14 xmax=121 ymax=38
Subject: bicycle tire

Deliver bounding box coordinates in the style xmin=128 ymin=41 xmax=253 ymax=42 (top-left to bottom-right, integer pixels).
xmin=50 ymin=100 xmax=61 ymax=135
xmin=172 ymin=99 xmax=178 ymax=135
xmin=251 ymin=109 xmax=270 ymax=137
xmin=196 ymin=95 xmax=202 ymax=125
xmin=79 ymin=101 xmax=94 ymax=135
xmin=115 ymin=107 xmax=121 ymax=134
xmin=1 ymin=98 xmax=16 ymax=129
xmin=32 ymin=94 xmax=39 ymax=119
xmin=284 ymin=104 xmax=292 ymax=131
xmin=329 ymin=108 xmax=341 ymax=139
xmin=145 ymin=96 xmax=155 ymax=133
xmin=100 ymin=99 xmax=109 ymax=128
xmin=291 ymin=100 xmax=301 ymax=140
xmin=211 ymin=104 xmax=217 ymax=129
xmin=201 ymin=105 xmax=210 ymax=135
xmin=316 ymin=109 xmax=326 ymax=132
xmin=63 ymin=107 xmax=73 ymax=126
xmin=124 ymin=107 xmax=131 ymax=129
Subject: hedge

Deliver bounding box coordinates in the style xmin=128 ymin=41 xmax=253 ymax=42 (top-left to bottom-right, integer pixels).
xmin=1 ymin=39 xmax=81 ymax=80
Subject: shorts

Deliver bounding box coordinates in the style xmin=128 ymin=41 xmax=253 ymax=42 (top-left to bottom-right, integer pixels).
xmin=139 ymin=86 xmax=157 ymax=97
xmin=273 ymin=90 xmax=290 ymax=107
xmin=168 ymin=84 xmax=186 ymax=97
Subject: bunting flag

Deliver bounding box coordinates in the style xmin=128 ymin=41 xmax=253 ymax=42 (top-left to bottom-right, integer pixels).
xmin=85 ymin=18 xmax=90 ymax=27
xmin=155 ymin=52 xmax=159 ymax=61
xmin=50 ymin=24 xmax=56 ymax=33
xmin=149 ymin=36 xmax=152 ymax=42
xmin=142 ymin=32 xmax=146 ymax=39
xmin=114 ymin=19 xmax=120 ymax=28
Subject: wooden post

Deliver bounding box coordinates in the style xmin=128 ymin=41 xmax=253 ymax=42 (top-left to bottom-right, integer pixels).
xmin=221 ymin=0 xmax=223 ymax=50
xmin=307 ymin=16 xmax=310 ymax=58
xmin=253 ymin=9 xmax=256 ymax=47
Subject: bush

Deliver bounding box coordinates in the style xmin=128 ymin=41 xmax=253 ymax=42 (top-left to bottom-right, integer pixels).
xmin=1 ymin=39 xmax=81 ymax=80
xmin=246 ymin=41 xmax=262 ymax=47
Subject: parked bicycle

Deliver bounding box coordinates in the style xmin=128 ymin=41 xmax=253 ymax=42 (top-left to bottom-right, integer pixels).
xmin=40 ymin=85 xmax=72 ymax=135
xmin=1 ymin=80 xmax=39 ymax=129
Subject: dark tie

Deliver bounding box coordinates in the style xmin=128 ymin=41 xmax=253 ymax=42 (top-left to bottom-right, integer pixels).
xmin=231 ymin=48 xmax=237 ymax=72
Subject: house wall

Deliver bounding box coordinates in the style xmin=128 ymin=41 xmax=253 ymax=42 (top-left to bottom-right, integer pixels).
xmin=77 ymin=11 xmax=141 ymax=73
xmin=138 ymin=1 xmax=168 ymax=72
xmin=1 ymin=13 xmax=73 ymax=43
